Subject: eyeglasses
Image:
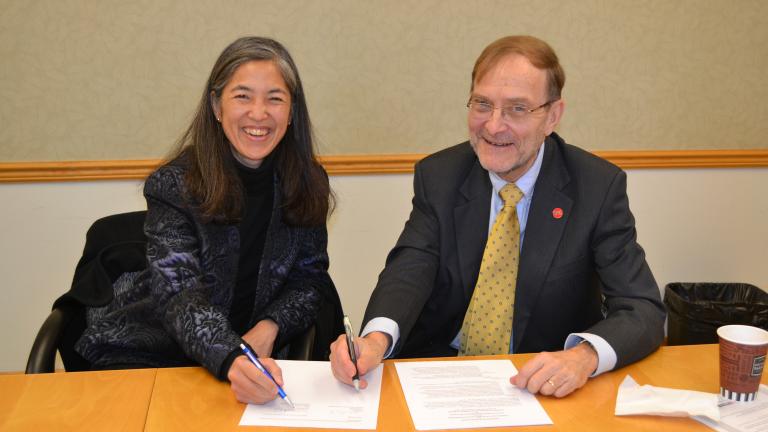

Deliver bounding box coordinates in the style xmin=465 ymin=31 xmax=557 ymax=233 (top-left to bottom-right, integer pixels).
xmin=466 ymin=98 xmax=557 ymax=122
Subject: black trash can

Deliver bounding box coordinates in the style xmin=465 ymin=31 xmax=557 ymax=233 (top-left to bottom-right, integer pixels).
xmin=664 ymin=282 xmax=768 ymax=345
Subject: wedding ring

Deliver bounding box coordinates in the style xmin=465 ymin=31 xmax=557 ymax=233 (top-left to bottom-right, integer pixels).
xmin=546 ymin=378 xmax=556 ymax=387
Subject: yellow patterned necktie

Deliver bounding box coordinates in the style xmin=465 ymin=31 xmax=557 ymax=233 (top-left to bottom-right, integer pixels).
xmin=459 ymin=183 xmax=524 ymax=356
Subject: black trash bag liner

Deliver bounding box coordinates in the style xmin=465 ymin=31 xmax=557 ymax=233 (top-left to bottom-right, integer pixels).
xmin=664 ymin=282 xmax=768 ymax=345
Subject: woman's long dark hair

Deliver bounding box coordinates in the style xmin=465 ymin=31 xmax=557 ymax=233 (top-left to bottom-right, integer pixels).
xmin=167 ymin=36 xmax=332 ymax=226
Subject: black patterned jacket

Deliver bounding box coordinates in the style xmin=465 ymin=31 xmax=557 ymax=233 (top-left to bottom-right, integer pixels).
xmin=75 ymin=160 xmax=330 ymax=379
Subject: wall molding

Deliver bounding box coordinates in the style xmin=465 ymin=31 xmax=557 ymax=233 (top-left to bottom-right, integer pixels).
xmin=1 ymin=149 xmax=767 ymax=183
xmin=594 ymin=149 xmax=768 ymax=169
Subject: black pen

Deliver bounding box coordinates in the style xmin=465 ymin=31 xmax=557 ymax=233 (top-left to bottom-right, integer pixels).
xmin=239 ymin=343 xmax=295 ymax=409
xmin=343 ymin=315 xmax=360 ymax=391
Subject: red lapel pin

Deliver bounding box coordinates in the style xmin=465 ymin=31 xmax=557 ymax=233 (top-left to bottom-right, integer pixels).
xmin=552 ymin=208 xmax=563 ymax=219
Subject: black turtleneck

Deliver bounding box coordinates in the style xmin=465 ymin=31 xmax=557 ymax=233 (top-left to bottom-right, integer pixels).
xmin=229 ymin=153 xmax=275 ymax=336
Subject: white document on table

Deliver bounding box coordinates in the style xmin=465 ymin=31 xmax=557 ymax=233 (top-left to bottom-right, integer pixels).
xmin=694 ymin=384 xmax=768 ymax=432
xmin=394 ymin=359 xmax=552 ymax=430
xmin=239 ymin=360 xmax=383 ymax=429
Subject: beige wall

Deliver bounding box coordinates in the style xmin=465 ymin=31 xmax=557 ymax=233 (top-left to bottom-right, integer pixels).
xmin=2 ymin=0 xmax=767 ymax=161
xmin=1 ymin=168 xmax=767 ymax=372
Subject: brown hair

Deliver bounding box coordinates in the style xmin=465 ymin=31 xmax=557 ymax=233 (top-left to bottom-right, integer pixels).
xmin=165 ymin=37 xmax=333 ymax=226
xmin=471 ymin=35 xmax=565 ymax=101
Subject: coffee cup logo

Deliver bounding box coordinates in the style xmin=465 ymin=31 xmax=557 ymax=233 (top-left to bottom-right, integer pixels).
xmin=752 ymin=355 xmax=765 ymax=377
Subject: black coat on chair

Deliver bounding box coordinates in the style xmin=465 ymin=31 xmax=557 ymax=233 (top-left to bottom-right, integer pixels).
xmin=27 ymin=211 xmax=147 ymax=373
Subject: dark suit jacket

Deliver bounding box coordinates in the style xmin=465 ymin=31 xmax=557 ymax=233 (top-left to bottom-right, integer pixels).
xmin=363 ymin=133 xmax=665 ymax=369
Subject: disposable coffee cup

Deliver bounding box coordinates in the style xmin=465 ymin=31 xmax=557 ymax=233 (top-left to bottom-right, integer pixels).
xmin=717 ymin=325 xmax=768 ymax=402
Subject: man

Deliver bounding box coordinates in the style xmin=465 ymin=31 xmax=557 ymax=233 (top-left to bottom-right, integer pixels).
xmin=330 ymin=35 xmax=665 ymax=397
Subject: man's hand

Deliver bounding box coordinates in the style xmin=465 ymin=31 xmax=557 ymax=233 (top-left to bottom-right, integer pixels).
xmin=242 ymin=319 xmax=279 ymax=358
xmin=510 ymin=342 xmax=598 ymax=398
xmin=329 ymin=331 xmax=390 ymax=389
xmin=228 ymin=355 xmax=283 ymax=404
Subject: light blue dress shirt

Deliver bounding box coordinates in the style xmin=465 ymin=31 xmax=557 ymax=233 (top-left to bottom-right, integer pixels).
xmin=362 ymin=142 xmax=617 ymax=376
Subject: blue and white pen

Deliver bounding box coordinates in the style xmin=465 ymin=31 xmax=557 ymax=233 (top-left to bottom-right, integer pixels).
xmin=239 ymin=343 xmax=295 ymax=409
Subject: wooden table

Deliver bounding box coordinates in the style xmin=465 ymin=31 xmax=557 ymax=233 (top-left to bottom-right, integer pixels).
xmin=146 ymin=344 xmax=763 ymax=431
xmin=0 ymin=368 xmax=156 ymax=432
xmin=3 ymin=344 xmax=764 ymax=431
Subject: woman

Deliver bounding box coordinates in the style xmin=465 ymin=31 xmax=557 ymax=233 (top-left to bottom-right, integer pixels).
xmin=75 ymin=37 xmax=335 ymax=404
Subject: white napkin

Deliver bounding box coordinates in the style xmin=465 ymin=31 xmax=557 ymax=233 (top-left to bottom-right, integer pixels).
xmin=614 ymin=375 xmax=720 ymax=421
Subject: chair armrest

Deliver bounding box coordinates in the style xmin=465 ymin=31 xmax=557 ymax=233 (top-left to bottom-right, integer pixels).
xmin=25 ymin=308 xmax=68 ymax=374
xmin=286 ymin=325 xmax=316 ymax=361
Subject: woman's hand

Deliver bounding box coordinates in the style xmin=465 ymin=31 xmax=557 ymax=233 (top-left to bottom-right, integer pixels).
xmin=242 ymin=319 xmax=279 ymax=358
xmin=227 ymin=355 xmax=284 ymax=404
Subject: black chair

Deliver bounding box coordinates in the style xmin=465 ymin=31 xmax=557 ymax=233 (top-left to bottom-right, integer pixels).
xmin=26 ymin=211 xmax=148 ymax=373
xmin=26 ymin=211 xmax=342 ymax=373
